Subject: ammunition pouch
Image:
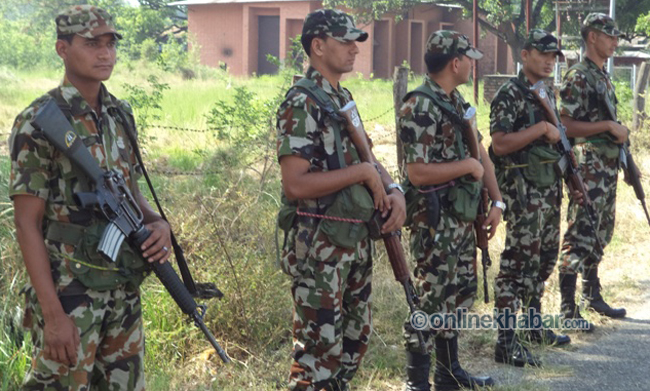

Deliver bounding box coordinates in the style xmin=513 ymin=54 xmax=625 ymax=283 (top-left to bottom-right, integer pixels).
xmin=403 ymin=180 xmax=441 ymax=230
xmin=447 ymin=177 xmax=481 ymax=222
xmin=575 ymin=137 xmax=620 ymax=159
xmin=46 ymin=221 xmax=148 ymax=291
xmin=318 ymin=184 xmax=374 ymax=248
xmin=523 ymin=145 xmax=561 ymax=187
xmin=277 ymin=194 xmax=298 ymax=232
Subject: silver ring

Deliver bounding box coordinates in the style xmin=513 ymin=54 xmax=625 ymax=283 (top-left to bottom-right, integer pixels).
xmin=163 ymin=246 xmax=169 ymax=252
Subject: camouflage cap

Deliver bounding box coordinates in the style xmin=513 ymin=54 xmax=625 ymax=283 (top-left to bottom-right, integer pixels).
xmin=302 ymin=9 xmax=368 ymax=43
xmin=525 ymin=29 xmax=563 ymax=55
xmin=583 ymin=13 xmax=623 ymax=37
xmin=426 ymin=30 xmax=483 ymax=60
xmin=56 ymin=5 xmax=122 ymax=40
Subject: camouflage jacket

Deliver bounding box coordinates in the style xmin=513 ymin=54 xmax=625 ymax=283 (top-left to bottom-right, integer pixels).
xmin=560 ymin=57 xmax=618 ymax=143
xmin=276 ymin=66 xmax=363 ymax=213
xmin=489 ymin=71 xmax=560 ymax=166
xmin=489 ymin=70 xmax=561 ymax=213
xmin=9 ymin=77 xmax=141 ymax=226
xmin=399 ymin=76 xmax=476 ymax=230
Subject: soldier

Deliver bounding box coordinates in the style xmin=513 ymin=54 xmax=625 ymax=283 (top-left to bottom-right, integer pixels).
xmin=558 ymin=13 xmax=627 ymax=324
xmin=276 ymin=9 xmax=406 ymax=391
xmin=489 ymin=29 xmax=573 ymax=368
xmin=9 ymin=5 xmax=171 ymax=390
xmin=399 ymin=30 xmax=502 ymax=391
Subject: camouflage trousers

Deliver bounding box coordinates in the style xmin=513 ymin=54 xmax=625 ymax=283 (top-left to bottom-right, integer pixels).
xmin=21 ymin=284 xmax=145 ymax=391
xmin=403 ymin=218 xmax=477 ymax=352
xmin=281 ymin=221 xmax=373 ymax=391
xmin=560 ymin=145 xmax=618 ymax=276
xmin=494 ymin=183 xmax=561 ymax=316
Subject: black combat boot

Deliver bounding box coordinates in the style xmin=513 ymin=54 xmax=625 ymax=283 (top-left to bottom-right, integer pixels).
xmin=526 ymin=302 xmax=571 ymax=346
xmin=559 ymin=272 xmax=594 ymax=333
xmin=404 ymin=350 xmax=431 ymax=391
xmin=582 ymin=268 xmax=626 ymax=319
xmin=434 ymin=336 xmax=495 ymax=390
xmin=494 ymin=329 xmax=541 ymax=367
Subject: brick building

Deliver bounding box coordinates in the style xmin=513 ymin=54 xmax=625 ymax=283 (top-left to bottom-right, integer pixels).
xmin=170 ymin=0 xmax=515 ymax=78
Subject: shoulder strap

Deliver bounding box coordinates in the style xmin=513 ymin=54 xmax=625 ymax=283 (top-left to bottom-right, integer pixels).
xmin=404 ymin=83 xmax=466 ymax=159
xmin=288 ymin=78 xmax=346 ymax=170
xmin=569 ymin=62 xmax=599 ymax=89
xmin=508 ymin=78 xmax=539 ymax=128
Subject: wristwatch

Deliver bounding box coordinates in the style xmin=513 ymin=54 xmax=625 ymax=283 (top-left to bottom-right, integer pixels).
xmin=387 ymin=183 xmax=405 ymax=194
xmin=492 ymin=200 xmax=506 ymax=212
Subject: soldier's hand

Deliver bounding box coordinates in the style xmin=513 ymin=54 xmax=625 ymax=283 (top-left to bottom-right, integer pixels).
xmin=141 ymin=219 xmax=172 ymax=264
xmin=43 ymin=311 xmax=79 ymax=367
xmin=483 ymin=205 xmax=502 ymax=240
xmin=362 ymin=162 xmax=389 ymax=213
xmin=608 ymin=121 xmax=629 ymax=144
xmin=467 ymin=158 xmax=484 ymax=181
xmin=544 ymin=122 xmax=561 ymax=144
xmin=570 ymin=189 xmax=585 ymax=205
xmin=381 ymin=191 xmax=406 ymax=233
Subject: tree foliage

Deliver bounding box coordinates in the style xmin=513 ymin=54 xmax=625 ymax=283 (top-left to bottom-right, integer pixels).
xmin=325 ymin=0 xmax=650 ymax=63
xmin=0 ymin=0 xmax=189 ymax=68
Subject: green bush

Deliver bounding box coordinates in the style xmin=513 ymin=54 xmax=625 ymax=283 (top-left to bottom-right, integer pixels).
xmin=140 ymin=38 xmax=160 ymax=62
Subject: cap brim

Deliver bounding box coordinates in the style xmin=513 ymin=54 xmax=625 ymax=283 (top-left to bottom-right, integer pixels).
xmin=466 ymin=47 xmax=483 ymax=60
xmin=90 ymin=24 xmax=123 ymax=40
xmin=328 ymin=29 xmax=369 ymax=43
xmin=603 ymin=27 xmax=624 ymax=37
xmin=539 ymin=48 xmax=564 ymax=56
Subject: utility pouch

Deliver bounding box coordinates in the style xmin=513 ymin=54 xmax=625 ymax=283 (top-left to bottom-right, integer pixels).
xmin=319 ymin=184 xmax=374 ymax=248
xmin=598 ymin=142 xmax=621 ymax=160
xmin=523 ymin=146 xmax=561 ymax=187
xmin=367 ymin=211 xmax=385 ymax=240
xmin=277 ymin=194 xmax=298 ymax=232
xmin=403 ymin=180 xmax=421 ymax=228
xmin=73 ymin=223 xmax=147 ymax=291
xmin=47 ymin=221 xmax=148 ymax=291
xmin=447 ymin=177 xmax=481 ymax=222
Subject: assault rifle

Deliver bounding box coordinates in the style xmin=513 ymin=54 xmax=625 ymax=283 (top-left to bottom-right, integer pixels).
xmin=529 ymin=80 xmax=604 ymax=254
xmin=597 ymin=81 xmax=650 ymax=228
xmin=462 ymin=107 xmax=491 ymax=303
xmin=339 ymin=101 xmax=427 ymax=354
xmin=31 ymin=99 xmax=231 ymax=364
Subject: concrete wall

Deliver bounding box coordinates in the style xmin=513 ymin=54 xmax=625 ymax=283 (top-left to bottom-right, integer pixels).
xmin=188 ymin=1 xmax=515 ymax=79
xmin=188 ymin=1 xmax=321 ymax=76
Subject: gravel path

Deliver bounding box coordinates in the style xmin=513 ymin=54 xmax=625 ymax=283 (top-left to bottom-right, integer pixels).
xmin=482 ymin=285 xmax=650 ymax=391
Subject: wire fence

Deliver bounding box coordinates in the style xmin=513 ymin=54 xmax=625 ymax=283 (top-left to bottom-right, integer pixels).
xmin=2 ymin=105 xmax=404 ymax=177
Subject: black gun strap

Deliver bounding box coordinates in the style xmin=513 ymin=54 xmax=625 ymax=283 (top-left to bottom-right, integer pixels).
xmin=114 ymin=109 xmax=198 ymax=295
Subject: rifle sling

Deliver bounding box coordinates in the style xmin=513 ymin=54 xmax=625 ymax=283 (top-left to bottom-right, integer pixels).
xmin=115 ymin=109 xmax=199 ymax=295
xmin=403 ymin=84 xmax=466 ymax=160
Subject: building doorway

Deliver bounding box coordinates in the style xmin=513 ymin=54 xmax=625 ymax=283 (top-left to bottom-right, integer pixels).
xmin=258 ymin=15 xmax=280 ymax=75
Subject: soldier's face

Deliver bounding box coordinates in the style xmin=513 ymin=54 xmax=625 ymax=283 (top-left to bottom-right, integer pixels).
xmin=522 ymin=49 xmax=556 ymax=79
xmin=316 ymin=37 xmax=359 ymax=75
xmin=455 ymin=55 xmax=472 ymax=84
xmin=592 ymin=31 xmax=618 ymax=59
xmin=57 ymin=34 xmax=117 ymax=83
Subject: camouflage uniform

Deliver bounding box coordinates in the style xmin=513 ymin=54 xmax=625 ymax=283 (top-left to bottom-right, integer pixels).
xmin=490 ymin=30 xmax=564 ymax=316
xmin=558 ymin=14 xmax=623 ymax=278
xmin=399 ymin=31 xmax=483 ymax=351
xmin=9 ymin=6 xmax=144 ymax=390
xmin=276 ymin=9 xmax=371 ymax=391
